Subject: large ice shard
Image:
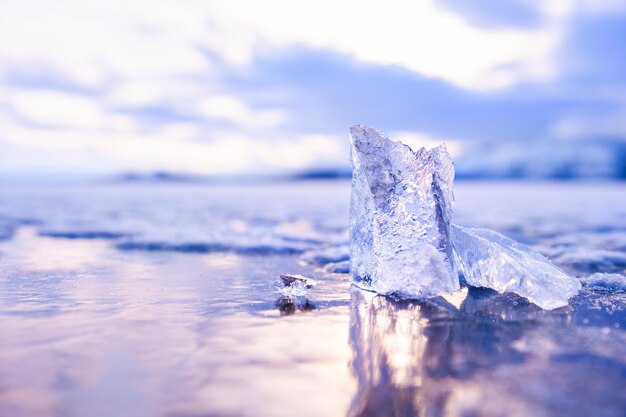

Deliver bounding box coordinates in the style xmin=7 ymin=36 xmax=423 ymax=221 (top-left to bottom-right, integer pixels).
xmin=451 ymin=225 xmax=581 ymax=310
xmin=349 ymin=125 xmax=459 ymax=298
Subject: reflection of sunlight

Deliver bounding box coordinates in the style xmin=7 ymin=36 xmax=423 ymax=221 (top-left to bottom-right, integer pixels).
xmin=184 ymin=310 xmax=356 ymax=417
xmin=388 ymin=308 xmax=428 ymax=387
xmin=349 ymin=289 xmax=432 ymax=415
xmin=348 ymin=284 xmax=578 ymax=417
xmin=203 ymin=253 xmax=240 ymax=269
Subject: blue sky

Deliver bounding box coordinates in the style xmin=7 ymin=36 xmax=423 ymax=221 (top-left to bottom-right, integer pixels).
xmin=0 ymin=0 xmax=625 ymax=178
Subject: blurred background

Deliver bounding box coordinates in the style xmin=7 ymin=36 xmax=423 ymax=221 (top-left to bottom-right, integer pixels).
xmin=1 ymin=0 xmax=625 ymax=182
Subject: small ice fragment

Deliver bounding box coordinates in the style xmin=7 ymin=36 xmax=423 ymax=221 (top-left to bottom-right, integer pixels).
xmin=349 ymin=125 xmax=459 ymax=298
xmin=451 ymin=225 xmax=581 ymax=310
xmin=275 ymin=274 xmax=319 ymax=297
xmin=579 ymin=273 xmax=626 ymax=290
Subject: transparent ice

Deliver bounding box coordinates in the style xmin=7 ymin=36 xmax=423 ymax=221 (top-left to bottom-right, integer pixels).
xmin=349 ymin=124 xmax=581 ymax=309
xmin=349 ymin=125 xmax=459 ymax=298
xmin=275 ymin=274 xmax=319 ymax=297
xmin=451 ymin=225 xmax=581 ymax=310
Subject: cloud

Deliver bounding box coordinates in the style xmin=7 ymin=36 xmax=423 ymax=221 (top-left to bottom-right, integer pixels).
xmin=558 ymin=11 xmax=626 ymax=86
xmin=0 ymin=0 xmax=569 ymax=91
xmin=198 ymin=95 xmax=287 ymax=129
xmin=0 ymin=0 xmax=625 ymax=178
xmin=11 ymin=90 xmax=109 ymax=129
xmin=0 ymin=0 xmax=212 ymax=88
xmin=0 ymin=103 xmax=346 ymax=176
xmin=222 ymin=48 xmax=568 ymax=142
xmin=201 ymin=0 xmax=565 ymax=90
xmin=437 ymin=0 xmax=544 ymax=28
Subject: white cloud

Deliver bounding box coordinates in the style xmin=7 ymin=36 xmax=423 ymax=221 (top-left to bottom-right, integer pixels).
xmin=0 ymin=0 xmax=211 ymax=88
xmin=0 ymin=0 xmax=623 ymax=177
xmin=200 ymin=0 xmax=565 ymax=90
xmin=572 ymin=0 xmax=626 ymax=14
xmin=11 ymin=90 xmax=107 ymax=128
xmin=0 ymin=0 xmax=582 ymax=91
xmin=199 ymin=95 xmax=287 ymax=129
xmin=0 ymin=105 xmax=347 ymax=176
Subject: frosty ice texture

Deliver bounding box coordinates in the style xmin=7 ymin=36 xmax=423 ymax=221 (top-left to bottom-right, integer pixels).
xmin=452 ymin=225 xmax=581 ymax=310
xmin=349 ymin=125 xmax=459 ymax=298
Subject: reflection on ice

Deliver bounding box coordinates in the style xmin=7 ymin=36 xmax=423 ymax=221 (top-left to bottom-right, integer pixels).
xmin=0 ymin=231 xmax=356 ymax=417
xmin=274 ymin=296 xmax=316 ymax=316
xmin=349 ymin=287 xmax=433 ymax=417
xmin=0 ymin=182 xmax=625 ymax=416
xmin=347 ymin=286 xmax=626 ymax=417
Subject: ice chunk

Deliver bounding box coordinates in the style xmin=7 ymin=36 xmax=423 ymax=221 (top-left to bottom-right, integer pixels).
xmin=349 ymin=125 xmax=459 ymax=298
xmin=451 ymin=225 xmax=581 ymax=310
xmin=275 ymin=274 xmax=319 ymax=297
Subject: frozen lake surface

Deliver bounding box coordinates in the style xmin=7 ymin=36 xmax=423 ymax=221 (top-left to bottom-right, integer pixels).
xmin=0 ymin=181 xmax=625 ymax=417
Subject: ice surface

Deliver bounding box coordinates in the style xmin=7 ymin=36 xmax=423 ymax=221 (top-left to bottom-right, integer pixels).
xmin=275 ymin=274 xmax=319 ymax=297
xmin=579 ymin=273 xmax=626 ymax=291
xmin=302 ymin=244 xmax=350 ymax=265
xmin=451 ymin=224 xmax=582 ymax=310
xmin=1 ymin=180 xmax=625 ymax=416
xmin=324 ymin=260 xmax=351 ymax=274
xmin=349 ymin=125 xmax=459 ymax=298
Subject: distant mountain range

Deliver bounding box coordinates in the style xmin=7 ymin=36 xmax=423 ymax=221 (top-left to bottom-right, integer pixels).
xmin=455 ymin=139 xmax=626 ymax=180
xmin=114 ymin=172 xmax=207 ymax=183
xmin=111 ymin=170 xmax=352 ymax=184
xmin=111 ymin=139 xmax=626 ymax=183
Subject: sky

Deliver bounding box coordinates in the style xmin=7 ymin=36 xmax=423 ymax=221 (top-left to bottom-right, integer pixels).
xmin=0 ymin=0 xmax=625 ymax=179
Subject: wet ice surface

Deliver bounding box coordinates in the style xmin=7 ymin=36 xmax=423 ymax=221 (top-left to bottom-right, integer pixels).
xmin=0 ymin=181 xmax=625 ymax=417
